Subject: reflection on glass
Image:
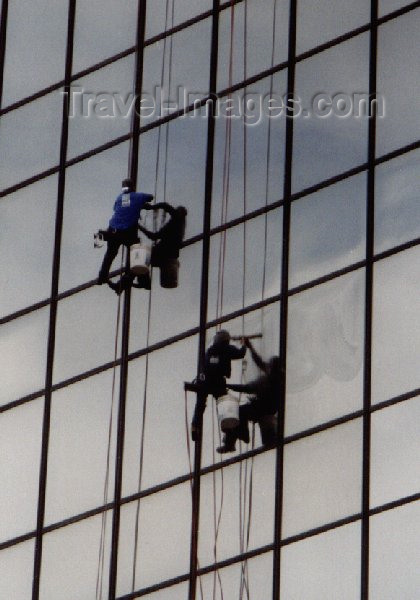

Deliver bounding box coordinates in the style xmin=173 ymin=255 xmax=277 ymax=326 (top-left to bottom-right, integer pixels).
xmin=0 ymin=91 xmax=62 ymax=191
xmin=290 ymin=174 xmax=366 ymax=288
xmin=0 ymin=400 xmax=42 ymax=542
xmin=208 ymin=210 xmax=282 ymax=321
xmin=371 ymin=397 xmax=420 ymax=508
xmin=296 ymin=0 xmax=369 ymax=54
xmin=211 ymin=73 xmax=287 ymax=227
xmin=199 ymin=552 xmax=273 ymax=600
xmin=281 ymin=522 xmax=361 ymax=600
xmin=198 ymin=453 xmax=275 ymax=567
xmin=147 ymin=241 xmax=202 ymax=345
xmin=141 ymin=17 xmax=211 ymax=123
xmin=201 ymin=306 xmax=280 ymax=467
xmin=67 ymin=56 xmax=134 ymax=160
xmin=145 ymin=0 xmax=211 ymax=40
xmin=0 ymin=308 xmax=49 ymax=407
xmin=117 ymin=484 xmax=191 ymax=593
xmin=370 ymin=503 xmax=420 ymax=600
xmin=137 ymin=117 xmax=207 ymax=238
xmin=376 ymin=10 xmax=420 ymax=156
xmin=0 ymin=176 xmax=57 ymax=317
xmin=124 ymin=335 xmax=198 ymax=492
xmin=40 ymin=512 xmax=112 ymax=600
xmin=372 ymin=247 xmax=420 ymax=403
xmin=72 ymin=0 xmax=138 ymax=74
xmin=286 ymin=270 xmax=364 ymax=436
xmin=53 ymin=288 xmax=122 ymax=384
xmin=282 ymin=419 xmax=362 ymax=537
xmin=2 ymin=0 xmax=67 ymax=106
xmin=217 ymin=0 xmax=289 ymax=91
xmin=379 ymin=0 xmax=413 ymax=16
xmin=59 ymin=143 xmax=130 ymax=292
xmin=293 ymin=34 xmax=369 ymax=192
xmin=0 ymin=540 xmax=34 ymax=600
xmin=45 ymin=370 xmax=120 ymax=525
xmin=374 ymin=149 xmax=420 ymax=254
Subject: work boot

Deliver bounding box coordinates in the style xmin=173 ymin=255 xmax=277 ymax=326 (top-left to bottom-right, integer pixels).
xmin=108 ymin=280 xmax=123 ymax=295
xmin=97 ymin=273 xmax=108 ymax=285
xmin=216 ymin=443 xmax=236 ymax=454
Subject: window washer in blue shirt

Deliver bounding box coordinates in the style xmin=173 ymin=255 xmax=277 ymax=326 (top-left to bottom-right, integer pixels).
xmin=97 ymin=178 xmax=153 ymax=285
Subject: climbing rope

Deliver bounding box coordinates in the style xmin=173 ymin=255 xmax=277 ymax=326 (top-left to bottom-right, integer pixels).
xmin=96 ymin=248 xmax=125 ymax=600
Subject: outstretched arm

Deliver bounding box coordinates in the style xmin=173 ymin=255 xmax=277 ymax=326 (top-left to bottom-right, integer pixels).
xmin=229 ymin=344 xmax=247 ymax=360
xmin=143 ymin=201 xmax=176 ymax=216
xmin=245 ymin=338 xmax=268 ymax=373
xmin=138 ymin=224 xmax=161 ymax=241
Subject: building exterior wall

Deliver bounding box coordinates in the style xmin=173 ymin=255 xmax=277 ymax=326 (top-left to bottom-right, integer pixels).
xmin=0 ymin=1 xmax=419 ymax=599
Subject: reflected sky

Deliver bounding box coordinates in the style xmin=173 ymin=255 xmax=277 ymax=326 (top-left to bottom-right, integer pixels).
xmin=0 ymin=1 xmax=419 ymax=598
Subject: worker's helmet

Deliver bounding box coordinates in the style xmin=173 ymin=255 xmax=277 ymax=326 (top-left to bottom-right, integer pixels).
xmin=122 ymin=178 xmax=133 ymax=191
xmin=213 ymin=329 xmax=230 ymax=345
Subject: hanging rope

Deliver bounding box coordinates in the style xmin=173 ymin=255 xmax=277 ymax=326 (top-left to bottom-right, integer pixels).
xmin=96 ymin=248 xmax=125 ymax=600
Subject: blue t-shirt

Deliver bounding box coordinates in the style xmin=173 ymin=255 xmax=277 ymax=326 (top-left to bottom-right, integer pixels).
xmin=109 ymin=191 xmax=153 ymax=230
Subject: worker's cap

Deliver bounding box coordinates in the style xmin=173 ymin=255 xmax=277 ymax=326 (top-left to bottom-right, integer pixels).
xmin=213 ymin=329 xmax=230 ymax=344
xmin=122 ymin=178 xmax=133 ymax=190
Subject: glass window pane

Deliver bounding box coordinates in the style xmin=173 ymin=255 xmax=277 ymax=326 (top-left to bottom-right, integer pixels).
xmin=0 ymin=400 xmax=42 ymax=541
xmin=372 ymin=247 xmax=420 ymax=403
xmin=117 ymin=483 xmax=191 ymax=594
xmin=0 ymin=176 xmax=56 ymax=318
xmin=200 ymin=305 xmax=281 ymax=467
xmin=124 ymin=336 xmax=198 ymax=493
xmin=0 ymin=540 xmax=35 ymax=600
xmin=138 ymin=116 xmax=208 ymax=239
xmin=145 ymin=0 xmax=212 ymax=40
xmin=198 ymin=453 xmax=276 ymax=567
xmin=379 ymin=0 xmax=416 ymax=18
xmin=282 ymin=419 xmax=362 ymax=537
xmin=147 ymin=241 xmax=202 ymax=346
xmin=289 ymin=174 xmax=367 ymax=288
xmin=297 ymin=0 xmax=369 ymax=54
xmin=293 ymin=34 xmax=369 ymax=192
xmin=371 ymin=397 xmax=420 ymax=508
xmin=217 ymin=0 xmax=289 ymax=92
xmin=286 ymin=270 xmax=365 ymax=436
xmin=53 ymin=288 xmax=122 ymax=384
xmin=370 ymin=503 xmax=420 ymax=600
xmin=2 ymin=0 xmax=67 ymax=106
xmin=199 ymin=552 xmax=273 ymax=599
xmin=281 ymin=523 xmax=361 ymax=600
xmin=211 ymin=72 xmax=287 ymax=227
xmin=208 ymin=210 xmax=283 ymax=322
xmin=141 ymin=17 xmax=211 ymax=124
xmin=374 ymin=149 xmax=420 ymax=254
xmin=72 ymin=0 xmax=138 ymax=74
xmin=0 ymin=92 xmax=62 ymax=191
xmin=60 ymin=143 xmax=130 ymax=292
xmin=0 ymin=308 xmax=49 ymax=407
xmin=45 ymin=370 xmax=120 ymax=525
xmin=40 ymin=512 xmax=112 ymax=600
xmin=67 ymin=56 xmax=134 ymax=160
xmin=376 ymin=10 xmax=420 ymax=156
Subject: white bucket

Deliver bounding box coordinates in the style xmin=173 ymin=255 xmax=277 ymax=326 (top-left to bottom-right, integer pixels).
xmin=216 ymin=394 xmax=240 ymax=431
xmin=130 ymin=243 xmax=151 ymax=275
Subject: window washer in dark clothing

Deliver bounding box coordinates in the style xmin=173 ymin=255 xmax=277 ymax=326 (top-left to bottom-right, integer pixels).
xmin=185 ymin=329 xmax=247 ymax=442
xmin=97 ymin=178 xmax=153 ymax=285
xmin=217 ymin=337 xmax=282 ymax=453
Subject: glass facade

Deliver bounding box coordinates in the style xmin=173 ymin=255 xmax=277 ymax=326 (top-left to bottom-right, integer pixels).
xmin=0 ymin=1 xmax=419 ymax=599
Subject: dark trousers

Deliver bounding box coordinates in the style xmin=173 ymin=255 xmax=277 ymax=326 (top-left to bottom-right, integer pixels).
xmin=98 ymin=226 xmax=139 ymax=282
xmin=224 ymin=401 xmax=277 ymax=448
xmin=191 ymin=377 xmax=227 ymax=430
